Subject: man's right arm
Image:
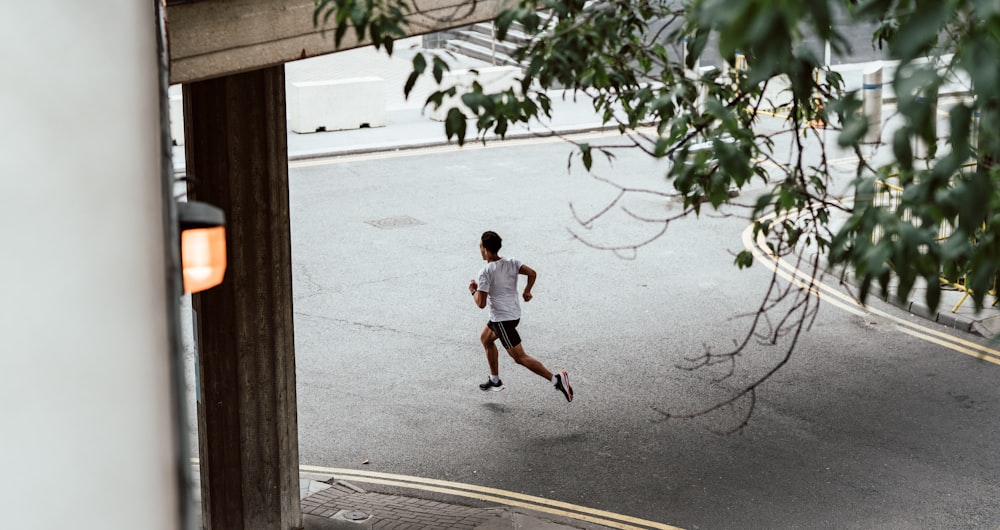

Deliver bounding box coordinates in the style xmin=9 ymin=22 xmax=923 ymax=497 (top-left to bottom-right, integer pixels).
xmin=473 ymin=290 xmax=487 ymax=308
xmin=469 ymin=278 xmax=487 ymax=309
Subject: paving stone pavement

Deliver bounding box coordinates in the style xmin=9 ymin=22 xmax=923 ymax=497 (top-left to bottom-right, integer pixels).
xmin=302 ymin=480 xmax=496 ymax=529
xmin=297 ymin=477 xmax=611 ymax=530
xmin=189 ymin=465 xmax=605 ymax=530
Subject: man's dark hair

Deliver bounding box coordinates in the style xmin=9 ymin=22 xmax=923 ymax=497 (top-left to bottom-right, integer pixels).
xmin=481 ymin=231 xmax=502 ymax=254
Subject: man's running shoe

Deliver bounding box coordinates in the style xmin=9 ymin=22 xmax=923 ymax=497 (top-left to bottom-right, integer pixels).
xmin=554 ymin=370 xmax=573 ymax=402
xmin=479 ymin=378 xmax=504 ymax=392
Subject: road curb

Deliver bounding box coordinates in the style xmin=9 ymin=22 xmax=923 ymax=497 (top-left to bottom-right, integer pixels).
xmin=908 ymin=300 xmax=975 ymax=333
xmin=824 ymin=261 xmax=984 ymax=336
xmin=286 ymin=123 xmax=618 ymax=162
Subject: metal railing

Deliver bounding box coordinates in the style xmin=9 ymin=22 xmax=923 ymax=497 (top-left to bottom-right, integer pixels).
xmin=872 ymin=163 xmax=994 ymax=311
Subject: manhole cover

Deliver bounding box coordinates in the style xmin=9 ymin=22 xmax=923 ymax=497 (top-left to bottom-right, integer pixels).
xmin=342 ymin=511 xmax=369 ymax=521
xmin=366 ymin=215 xmax=426 ymax=229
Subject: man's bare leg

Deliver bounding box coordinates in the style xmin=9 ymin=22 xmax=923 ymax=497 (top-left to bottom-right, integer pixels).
xmin=506 ymin=344 xmax=553 ymax=380
xmin=480 ymin=326 xmax=500 ymax=376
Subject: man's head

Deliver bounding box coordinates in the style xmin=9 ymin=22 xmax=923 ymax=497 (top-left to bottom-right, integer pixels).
xmin=481 ymin=231 xmax=502 ymax=257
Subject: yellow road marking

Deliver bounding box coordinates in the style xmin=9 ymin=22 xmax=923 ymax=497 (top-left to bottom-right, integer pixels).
xmin=896 ymin=326 xmax=1000 ymax=365
xmin=741 ymin=221 xmax=867 ymax=318
xmin=755 ymin=109 xmax=790 ymax=120
xmin=303 ymin=465 xmax=683 ymax=530
xmin=828 ymin=156 xmax=858 ymax=166
xmin=755 ymin=226 xmax=1000 ymax=361
xmin=745 ymin=211 xmax=1000 ymax=364
xmin=191 ymin=458 xmax=682 ymax=530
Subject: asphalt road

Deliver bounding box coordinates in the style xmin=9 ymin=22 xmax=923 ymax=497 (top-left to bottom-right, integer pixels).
xmin=270 ymin=134 xmax=1000 ymax=529
xmin=181 ymin=131 xmax=1000 ymax=529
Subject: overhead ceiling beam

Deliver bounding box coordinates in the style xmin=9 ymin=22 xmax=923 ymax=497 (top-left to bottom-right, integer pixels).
xmin=167 ymin=0 xmax=508 ymax=84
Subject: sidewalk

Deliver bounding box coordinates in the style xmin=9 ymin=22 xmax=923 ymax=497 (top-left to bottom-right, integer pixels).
xmin=827 ymin=265 xmax=1000 ymax=337
xmin=170 ymin=47 xmax=616 ymax=172
xmin=189 ymin=464 xmax=621 ymax=530
xmin=297 ymin=475 xmax=614 ymax=530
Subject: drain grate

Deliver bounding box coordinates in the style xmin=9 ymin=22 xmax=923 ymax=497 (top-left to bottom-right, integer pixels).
xmin=366 ymin=215 xmax=426 ymax=229
xmin=342 ymin=511 xmax=369 ymax=521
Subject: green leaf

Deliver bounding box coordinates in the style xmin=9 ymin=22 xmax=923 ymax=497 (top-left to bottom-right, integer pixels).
xmin=461 ymin=91 xmax=487 ymax=114
xmin=653 ymin=137 xmax=671 ymax=158
xmin=334 ymin=21 xmax=348 ymax=48
xmin=413 ymin=53 xmax=427 ymax=74
xmin=494 ymin=119 xmax=508 ymax=138
xmin=735 ymin=250 xmax=754 ymax=269
xmin=445 ymin=108 xmax=467 ymax=146
xmin=580 ymin=143 xmax=593 ymax=171
xmin=432 ymin=57 xmax=449 ymax=84
xmin=425 ymin=90 xmax=446 ymax=110
xmin=948 ymin=104 xmax=972 ymax=157
xmin=686 ymin=29 xmax=709 ymax=70
xmin=403 ymin=53 xmax=427 ymax=98
xmin=893 ymin=129 xmax=914 ymax=171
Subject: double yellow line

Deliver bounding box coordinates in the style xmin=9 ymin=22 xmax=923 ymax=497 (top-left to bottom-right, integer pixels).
xmin=300 ymin=465 xmax=683 ymax=530
xmin=190 ymin=459 xmax=681 ymax=529
xmin=744 ymin=212 xmax=1000 ymax=366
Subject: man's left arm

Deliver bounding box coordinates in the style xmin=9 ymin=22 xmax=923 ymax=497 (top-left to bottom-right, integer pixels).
xmin=518 ymin=264 xmax=536 ymax=302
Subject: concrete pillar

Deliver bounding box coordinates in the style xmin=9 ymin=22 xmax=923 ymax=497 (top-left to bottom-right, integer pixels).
xmin=863 ymin=64 xmax=883 ymax=144
xmin=182 ymin=65 xmax=301 ymax=530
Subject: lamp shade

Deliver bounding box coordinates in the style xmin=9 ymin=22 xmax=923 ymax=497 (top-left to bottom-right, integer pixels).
xmin=177 ymin=201 xmax=226 ymax=293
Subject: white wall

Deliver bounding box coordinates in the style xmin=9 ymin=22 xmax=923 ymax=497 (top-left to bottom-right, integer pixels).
xmin=0 ymin=3 xmax=181 ymax=530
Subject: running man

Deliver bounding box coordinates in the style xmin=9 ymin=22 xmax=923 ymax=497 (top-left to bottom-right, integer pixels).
xmin=468 ymin=231 xmax=573 ymax=402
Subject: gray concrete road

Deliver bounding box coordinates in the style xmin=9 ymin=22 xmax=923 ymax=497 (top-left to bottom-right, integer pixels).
xmin=276 ymin=134 xmax=1000 ymax=529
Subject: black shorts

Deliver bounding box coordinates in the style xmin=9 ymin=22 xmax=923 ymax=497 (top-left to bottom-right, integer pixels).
xmin=487 ymin=319 xmax=521 ymax=350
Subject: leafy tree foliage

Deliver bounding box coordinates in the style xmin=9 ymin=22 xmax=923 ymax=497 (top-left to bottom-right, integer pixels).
xmin=315 ymin=0 xmax=1000 ymax=428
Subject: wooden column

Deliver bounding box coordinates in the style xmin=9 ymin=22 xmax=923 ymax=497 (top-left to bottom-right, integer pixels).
xmin=183 ymin=65 xmax=301 ymax=530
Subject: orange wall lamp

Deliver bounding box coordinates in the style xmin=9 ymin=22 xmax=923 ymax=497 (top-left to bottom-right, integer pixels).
xmin=177 ymin=201 xmax=226 ymax=293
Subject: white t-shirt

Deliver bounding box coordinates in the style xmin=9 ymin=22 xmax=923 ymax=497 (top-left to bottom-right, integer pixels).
xmin=477 ymin=257 xmax=523 ymax=322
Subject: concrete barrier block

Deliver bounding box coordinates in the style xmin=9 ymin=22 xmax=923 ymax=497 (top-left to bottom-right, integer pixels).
xmin=426 ymin=65 xmax=522 ymax=121
xmin=290 ymin=77 xmax=386 ymax=133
